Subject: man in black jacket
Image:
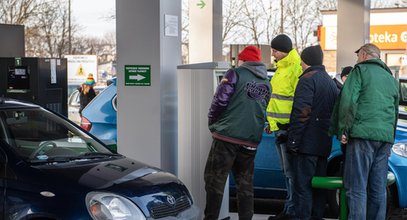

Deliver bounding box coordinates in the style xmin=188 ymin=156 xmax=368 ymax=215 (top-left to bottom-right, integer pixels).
xmin=287 ymin=45 xmax=339 ymax=220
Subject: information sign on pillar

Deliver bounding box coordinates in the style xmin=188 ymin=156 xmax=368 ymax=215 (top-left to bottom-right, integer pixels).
xmin=124 ymin=65 xmax=151 ymax=86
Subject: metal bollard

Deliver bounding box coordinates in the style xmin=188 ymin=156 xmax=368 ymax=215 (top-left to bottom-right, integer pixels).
xmin=311 ymin=172 xmax=395 ymax=220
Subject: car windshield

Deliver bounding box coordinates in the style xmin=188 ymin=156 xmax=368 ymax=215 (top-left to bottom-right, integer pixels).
xmin=0 ymin=108 xmax=117 ymax=163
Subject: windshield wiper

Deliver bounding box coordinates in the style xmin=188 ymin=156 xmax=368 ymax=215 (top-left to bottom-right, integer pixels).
xmin=30 ymin=157 xmax=72 ymax=164
xmin=29 ymin=153 xmax=122 ymax=164
xmin=75 ymin=152 xmax=121 ymax=159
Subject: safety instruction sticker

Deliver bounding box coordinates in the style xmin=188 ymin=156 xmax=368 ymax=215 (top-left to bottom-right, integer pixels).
xmin=124 ymin=65 xmax=151 ymax=86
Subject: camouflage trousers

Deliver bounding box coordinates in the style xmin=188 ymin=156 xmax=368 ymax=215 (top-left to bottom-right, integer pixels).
xmin=204 ymin=138 xmax=256 ymax=220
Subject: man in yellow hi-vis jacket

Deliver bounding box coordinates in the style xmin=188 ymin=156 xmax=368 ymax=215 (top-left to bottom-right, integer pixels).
xmin=265 ymin=34 xmax=302 ymax=220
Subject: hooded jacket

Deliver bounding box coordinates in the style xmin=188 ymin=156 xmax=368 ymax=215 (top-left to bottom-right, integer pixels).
xmin=266 ymin=49 xmax=303 ymax=131
xmin=208 ymin=62 xmax=271 ymax=147
xmin=330 ymin=59 xmax=399 ymax=144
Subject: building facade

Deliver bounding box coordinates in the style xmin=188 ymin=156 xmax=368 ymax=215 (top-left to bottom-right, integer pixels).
xmin=320 ymin=7 xmax=407 ymax=76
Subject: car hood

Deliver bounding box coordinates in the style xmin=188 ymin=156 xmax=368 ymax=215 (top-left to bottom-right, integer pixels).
xmin=28 ymin=157 xmax=193 ymax=218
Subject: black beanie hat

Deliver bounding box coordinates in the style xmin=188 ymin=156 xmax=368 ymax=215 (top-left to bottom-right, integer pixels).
xmin=271 ymin=34 xmax=292 ymax=53
xmin=301 ymin=45 xmax=323 ymax=66
xmin=340 ymin=66 xmax=353 ymax=78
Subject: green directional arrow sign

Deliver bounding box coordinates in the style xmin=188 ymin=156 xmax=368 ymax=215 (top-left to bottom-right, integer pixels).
xmin=124 ymin=65 xmax=151 ymax=86
xmin=197 ymin=0 xmax=206 ymax=9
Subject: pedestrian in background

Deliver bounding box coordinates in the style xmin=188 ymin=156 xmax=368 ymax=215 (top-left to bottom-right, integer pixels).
xmin=331 ymin=43 xmax=399 ymax=220
xmin=331 ymin=66 xmax=353 ymax=156
xmin=78 ymin=73 xmax=96 ymax=115
xmin=333 ymin=66 xmax=353 ymax=90
xmin=287 ymin=45 xmax=339 ymax=220
xmin=204 ymin=45 xmax=271 ymax=220
xmin=265 ymin=34 xmax=302 ymax=220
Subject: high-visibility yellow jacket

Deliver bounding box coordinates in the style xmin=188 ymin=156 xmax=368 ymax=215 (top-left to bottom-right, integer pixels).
xmin=267 ymin=49 xmax=302 ymax=131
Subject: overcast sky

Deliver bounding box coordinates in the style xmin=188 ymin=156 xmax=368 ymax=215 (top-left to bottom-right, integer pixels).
xmin=71 ymin=0 xmax=115 ymax=38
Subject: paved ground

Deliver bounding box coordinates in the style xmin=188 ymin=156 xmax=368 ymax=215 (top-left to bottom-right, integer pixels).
xmin=229 ymin=198 xmax=338 ymax=220
xmin=229 ymin=212 xmax=270 ymax=220
xmin=229 ymin=198 xmax=407 ymax=220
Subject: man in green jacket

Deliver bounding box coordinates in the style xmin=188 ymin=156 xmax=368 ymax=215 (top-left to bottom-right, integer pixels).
xmin=332 ymin=43 xmax=399 ymax=220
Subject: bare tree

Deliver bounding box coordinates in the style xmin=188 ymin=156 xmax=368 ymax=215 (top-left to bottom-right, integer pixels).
xmin=71 ymin=33 xmax=116 ymax=63
xmin=0 ymin=0 xmax=42 ymax=24
xmin=0 ymin=0 xmax=80 ymax=58
xmin=283 ymin=0 xmax=321 ymax=51
xmin=222 ymin=0 xmax=244 ymax=42
xmin=319 ymin=0 xmax=337 ymax=10
xmin=259 ymin=0 xmax=280 ymax=45
xmin=181 ymin=0 xmax=189 ymax=63
xmin=30 ymin=1 xmax=70 ymax=57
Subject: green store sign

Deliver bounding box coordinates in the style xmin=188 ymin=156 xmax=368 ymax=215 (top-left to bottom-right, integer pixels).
xmin=124 ymin=65 xmax=151 ymax=86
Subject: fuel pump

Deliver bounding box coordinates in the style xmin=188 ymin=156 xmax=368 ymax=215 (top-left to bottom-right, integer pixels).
xmin=0 ymin=57 xmax=68 ymax=116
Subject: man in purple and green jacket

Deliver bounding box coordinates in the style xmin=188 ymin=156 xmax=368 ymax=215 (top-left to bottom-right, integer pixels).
xmin=204 ymin=45 xmax=271 ymax=220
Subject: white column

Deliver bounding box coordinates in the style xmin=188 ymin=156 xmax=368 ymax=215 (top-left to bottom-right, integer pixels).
xmin=336 ymin=0 xmax=370 ymax=71
xmin=188 ymin=0 xmax=223 ymax=63
xmin=116 ymin=0 xmax=181 ymax=174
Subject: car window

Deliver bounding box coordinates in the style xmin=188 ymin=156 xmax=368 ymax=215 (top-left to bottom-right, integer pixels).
xmin=400 ymin=80 xmax=407 ymax=103
xmin=68 ymin=90 xmax=80 ymax=107
xmin=0 ymin=108 xmax=115 ymax=162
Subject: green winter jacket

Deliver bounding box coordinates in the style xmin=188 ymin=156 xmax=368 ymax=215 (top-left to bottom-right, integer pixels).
xmin=330 ymin=59 xmax=399 ymax=144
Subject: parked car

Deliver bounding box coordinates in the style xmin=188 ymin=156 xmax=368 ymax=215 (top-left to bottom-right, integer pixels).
xmin=230 ymin=78 xmax=407 ymax=217
xmin=0 ymin=98 xmax=198 ymax=219
xmin=68 ymin=85 xmax=107 ymax=124
xmin=80 ymin=78 xmax=117 ymax=142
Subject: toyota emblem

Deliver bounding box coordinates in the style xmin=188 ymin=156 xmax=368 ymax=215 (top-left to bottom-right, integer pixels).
xmin=167 ymin=195 xmax=176 ymax=205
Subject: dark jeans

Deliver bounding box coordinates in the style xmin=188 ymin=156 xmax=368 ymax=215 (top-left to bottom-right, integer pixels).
xmin=343 ymin=138 xmax=391 ymax=220
xmin=292 ymin=153 xmax=327 ymax=220
xmin=274 ymin=130 xmax=295 ymax=216
xmin=204 ymin=139 xmax=256 ymax=220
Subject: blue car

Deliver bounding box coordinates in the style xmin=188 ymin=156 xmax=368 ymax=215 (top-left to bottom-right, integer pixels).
xmin=81 ymin=78 xmax=117 ymax=143
xmin=230 ymin=78 xmax=407 ymax=217
xmin=0 ymin=98 xmax=198 ymax=219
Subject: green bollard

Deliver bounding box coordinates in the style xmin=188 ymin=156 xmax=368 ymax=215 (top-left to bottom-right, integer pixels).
xmin=312 ymin=176 xmax=346 ymax=220
xmin=311 ymin=171 xmax=395 ymax=220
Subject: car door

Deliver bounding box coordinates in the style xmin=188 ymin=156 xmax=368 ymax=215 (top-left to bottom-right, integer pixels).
xmin=0 ymin=146 xmax=6 ymax=219
xmin=0 ymin=117 xmax=8 ymax=219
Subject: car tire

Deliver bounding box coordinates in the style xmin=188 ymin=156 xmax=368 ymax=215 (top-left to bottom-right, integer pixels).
xmin=326 ymin=173 xmax=340 ymax=218
xmin=386 ymin=184 xmax=407 ymax=220
xmin=325 ymin=159 xmax=343 ymax=218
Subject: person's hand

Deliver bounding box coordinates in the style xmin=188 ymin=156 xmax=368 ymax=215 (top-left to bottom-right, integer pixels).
xmin=264 ymin=124 xmax=273 ymax=134
xmin=286 ymin=147 xmax=298 ymax=155
xmin=341 ymin=134 xmax=348 ymax=144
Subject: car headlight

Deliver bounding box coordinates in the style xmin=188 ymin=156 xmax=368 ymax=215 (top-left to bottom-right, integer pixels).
xmin=86 ymin=192 xmax=146 ymax=220
xmin=392 ymin=143 xmax=407 ymax=157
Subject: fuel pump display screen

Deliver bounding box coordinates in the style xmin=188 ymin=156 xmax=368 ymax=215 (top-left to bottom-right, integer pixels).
xmin=15 ymin=68 xmax=27 ymax=76
xmin=7 ymin=66 xmax=30 ymax=91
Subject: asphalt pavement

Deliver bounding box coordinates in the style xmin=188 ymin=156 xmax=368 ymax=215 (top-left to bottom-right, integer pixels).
xmin=229 ymin=197 xmax=407 ymax=220
xmin=229 ymin=198 xmax=338 ymax=220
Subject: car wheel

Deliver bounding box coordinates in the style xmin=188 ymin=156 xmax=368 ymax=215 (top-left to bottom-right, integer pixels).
xmin=326 ymin=175 xmax=340 ymax=218
xmin=386 ymin=184 xmax=407 ymax=220
xmin=325 ymin=159 xmax=343 ymax=218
